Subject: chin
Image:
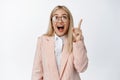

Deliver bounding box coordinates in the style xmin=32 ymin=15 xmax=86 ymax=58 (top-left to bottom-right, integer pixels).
xmin=56 ymin=32 xmax=65 ymax=37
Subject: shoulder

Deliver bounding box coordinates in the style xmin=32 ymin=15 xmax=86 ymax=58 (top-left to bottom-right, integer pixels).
xmin=37 ymin=35 xmax=53 ymax=41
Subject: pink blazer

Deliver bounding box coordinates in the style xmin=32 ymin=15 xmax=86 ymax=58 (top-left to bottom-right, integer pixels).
xmin=32 ymin=35 xmax=88 ymax=80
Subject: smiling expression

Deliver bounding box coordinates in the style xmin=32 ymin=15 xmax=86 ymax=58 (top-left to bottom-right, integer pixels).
xmin=52 ymin=9 xmax=70 ymax=37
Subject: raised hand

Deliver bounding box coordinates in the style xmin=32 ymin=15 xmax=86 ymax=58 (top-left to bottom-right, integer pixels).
xmin=73 ymin=19 xmax=83 ymax=42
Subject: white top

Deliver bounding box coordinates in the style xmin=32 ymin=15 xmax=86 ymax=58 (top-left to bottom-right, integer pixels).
xmin=54 ymin=34 xmax=65 ymax=74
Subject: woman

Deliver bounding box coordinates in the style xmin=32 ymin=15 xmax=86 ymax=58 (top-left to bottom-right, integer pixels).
xmin=32 ymin=5 xmax=88 ymax=80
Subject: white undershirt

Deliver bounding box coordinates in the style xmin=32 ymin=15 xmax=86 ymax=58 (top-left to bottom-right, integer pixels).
xmin=54 ymin=34 xmax=65 ymax=74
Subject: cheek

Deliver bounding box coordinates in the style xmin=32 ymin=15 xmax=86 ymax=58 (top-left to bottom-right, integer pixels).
xmin=65 ymin=22 xmax=69 ymax=30
xmin=52 ymin=22 xmax=56 ymax=29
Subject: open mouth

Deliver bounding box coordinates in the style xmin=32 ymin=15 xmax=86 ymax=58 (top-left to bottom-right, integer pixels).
xmin=57 ymin=26 xmax=64 ymax=32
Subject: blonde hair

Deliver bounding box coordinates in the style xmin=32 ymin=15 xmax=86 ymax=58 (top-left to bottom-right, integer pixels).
xmin=44 ymin=5 xmax=74 ymax=53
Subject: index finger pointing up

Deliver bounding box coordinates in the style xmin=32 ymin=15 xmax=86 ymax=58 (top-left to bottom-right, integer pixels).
xmin=78 ymin=19 xmax=83 ymax=29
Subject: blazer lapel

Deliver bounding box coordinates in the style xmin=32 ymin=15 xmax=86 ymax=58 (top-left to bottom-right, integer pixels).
xmin=60 ymin=38 xmax=70 ymax=78
xmin=46 ymin=36 xmax=60 ymax=79
xmin=46 ymin=36 xmax=70 ymax=79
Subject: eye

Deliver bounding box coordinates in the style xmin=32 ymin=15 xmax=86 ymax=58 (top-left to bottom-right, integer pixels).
xmin=52 ymin=16 xmax=59 ymax=21
xmin=54 ymin=16 xmax=59 ymax=19
xmin=62 ymin=15 xmax=68 ymax=19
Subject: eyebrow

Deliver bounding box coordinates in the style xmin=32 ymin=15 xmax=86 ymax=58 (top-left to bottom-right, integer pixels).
xmin=53 ymin=14 xmax=68 ymax=16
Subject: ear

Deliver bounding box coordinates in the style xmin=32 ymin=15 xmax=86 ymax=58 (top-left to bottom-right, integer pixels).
xmin=78 ymin=19 xmax=83 ymax=29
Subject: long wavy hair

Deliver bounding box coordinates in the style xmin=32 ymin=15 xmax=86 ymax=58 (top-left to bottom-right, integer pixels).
xmin=44 ymin=5 xmax=74 ymax=53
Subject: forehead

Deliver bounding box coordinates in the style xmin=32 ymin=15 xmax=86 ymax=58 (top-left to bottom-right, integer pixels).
xmin=53 ymin=9 xmax=68 ymax=16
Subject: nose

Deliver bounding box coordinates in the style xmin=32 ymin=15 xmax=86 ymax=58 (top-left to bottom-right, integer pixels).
xmin=58 ymin=18 xmax=62 ymax=22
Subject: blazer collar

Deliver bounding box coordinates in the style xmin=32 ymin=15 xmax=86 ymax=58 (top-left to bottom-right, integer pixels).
xmin=46 ymin=36 xmax=70 ymax=78
xmin=60 ymin=37 xmax=70 ymax=78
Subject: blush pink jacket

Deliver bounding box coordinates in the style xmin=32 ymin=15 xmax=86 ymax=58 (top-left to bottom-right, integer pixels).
xmin=31 ymin=35 xmax=88 ymax=80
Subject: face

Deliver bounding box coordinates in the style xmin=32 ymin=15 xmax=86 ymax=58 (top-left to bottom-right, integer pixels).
xmin=52 ymin=9 xmax=69 ymax=37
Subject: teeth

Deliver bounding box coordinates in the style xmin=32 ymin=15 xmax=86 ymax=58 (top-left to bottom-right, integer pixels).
xmin=57 ymin=26 xmax=64 ymax=30
xmin=57 ymin=26 xmax=64 ymax=28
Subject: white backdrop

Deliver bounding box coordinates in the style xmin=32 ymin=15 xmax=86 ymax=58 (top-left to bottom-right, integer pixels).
xmin=0 ymin=0 xmax=120 ymax=80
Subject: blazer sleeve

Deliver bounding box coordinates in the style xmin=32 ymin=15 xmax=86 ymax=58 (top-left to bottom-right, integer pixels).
xmin=31 ymin=37 xmax=43 ymax=80
xmin=73 ymin=36 xmax=88 ymax=73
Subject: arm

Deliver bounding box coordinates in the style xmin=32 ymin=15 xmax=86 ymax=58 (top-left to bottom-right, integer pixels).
xmin=31 ymin=37 xmax=43 ymax=80
xmin=73 ymin=37 xmax=88 ymax=73
xmin=72 ymin=19 xmax=88 ymax=73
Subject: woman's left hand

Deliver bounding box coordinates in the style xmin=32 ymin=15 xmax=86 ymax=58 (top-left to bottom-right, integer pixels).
xmin=73 ymin=19 xmax=83 ymax=42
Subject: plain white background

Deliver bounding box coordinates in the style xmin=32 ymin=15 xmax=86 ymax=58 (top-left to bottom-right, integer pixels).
xmin=0 ymin=0 xmax=120 ymax=80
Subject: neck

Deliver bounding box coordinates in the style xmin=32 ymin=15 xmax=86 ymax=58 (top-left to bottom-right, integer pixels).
xmin=55 ymin=34 xmax=67 ymax=39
